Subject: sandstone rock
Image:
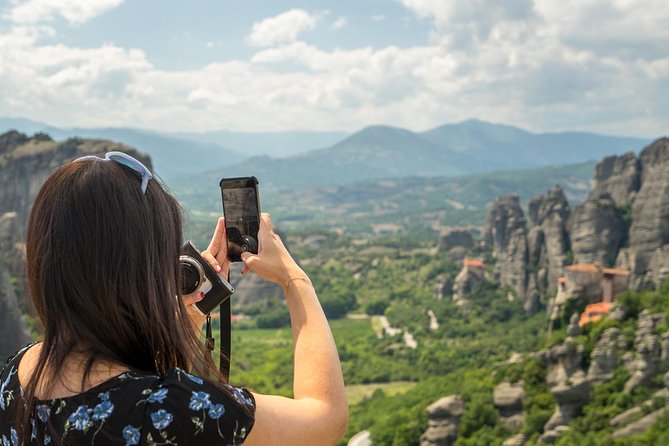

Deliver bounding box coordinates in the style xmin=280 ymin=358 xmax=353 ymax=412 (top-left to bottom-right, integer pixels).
xmin=624 ymin=311 xmax=664 ymax=392
xmin=433 ymin=275 xmax=453 ymax=300
xmin=420 ymin=395 xmax=464 ymax=446
xmin=612 ymin=408 xmax=669 ymax=440
xmin=543 ymin=342 xmax=591 ymax=434
xmin=0 ymin=130 xmax=29 ymax=156
xmin=0 ymin=269 xmax=30 ymax=358
xmin=493 ymin=382 xmax=525 ymax=430
xmin=528 ymin=186 xmax=571 ymax=291
xmin=626 ymin=138 xmax=669 ymax=288
xmin=587 ymin=327 xmax=623 ymax=383
xmin=438 ymin=229 xmax=474 ymax=252
xmin=484 ymin=195 xmax=529 ymax=307
xmin=452 ymin=264 xmax=485 ymax=305
xmin=569 ymin=194 xmax=626 ymax=266
xmin=610 ymin=406 xmax=642 ymax=427
xmin=566 ymin=313 xmax=581 ymax=338
xmin=502 ymin=433 xmax=526 ymax=446
xmin=648 ymin=245 xmax=669 ymax=290
xmin=537 ymin=425 xmax=569 ymax=444
xmin=446 ymin=246 xmax=468 ymax=263
xmin=590 ymin=151 xmax=640 ymax=207
xmin=609 ymin=305 xmax=626 ymax=322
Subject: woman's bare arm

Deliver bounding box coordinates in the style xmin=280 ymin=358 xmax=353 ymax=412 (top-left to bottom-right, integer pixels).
xmin=238 ymin=214 xmax=348 ymax=446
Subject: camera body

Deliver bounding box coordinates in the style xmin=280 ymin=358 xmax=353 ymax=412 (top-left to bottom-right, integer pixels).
xmin=180 ymin=241 xmax=234 ymax=315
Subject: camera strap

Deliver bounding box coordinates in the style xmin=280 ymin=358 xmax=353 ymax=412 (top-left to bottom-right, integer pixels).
xmin=219 ymin=282 xmax=232 ymax=381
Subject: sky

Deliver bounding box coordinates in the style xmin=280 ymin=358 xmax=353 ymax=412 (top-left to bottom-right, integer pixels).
xmin=0 ymin=0 xmax=667 ymax=137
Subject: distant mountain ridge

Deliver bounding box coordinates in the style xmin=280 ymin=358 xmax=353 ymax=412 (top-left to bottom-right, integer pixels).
xmin=215 ymin=119 xmax=649 ymax=189
xmin=1 ymin=116 xmax=650 ymax=188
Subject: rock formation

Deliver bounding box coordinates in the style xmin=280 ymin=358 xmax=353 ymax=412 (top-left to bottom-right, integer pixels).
xmin=587 ymin=327 xmax=624 ymax=383
xmin=539 ymin=342 xmax=591 ymax=444
xmin=589 ymin=151 xmax=640 ymax=207
xmin=569 ymin=194 xmax=627 ymax=266
xmin=452 ymin=262 xmax=485 ymax=307
xmin=624 ymin=310 xmax=665 ymax=392
xmin=484 ymin=195 xmax=529 ymax=308
xmin=438 ymin=229 xmax=474 ymax=252
xmin=493 ymin=382 xmax=525 ymax=430
xmin=483 ymin=138 xmax=669 ymax=315
xmin=420 ymin=395 xmax=464 ymax=446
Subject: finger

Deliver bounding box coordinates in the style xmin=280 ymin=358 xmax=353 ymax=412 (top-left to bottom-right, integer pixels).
xmin=207 ymin=217 xmax=226 ymax=254
xmin=259 ymin=213 xmax=273 ymax=233
xmin=241 ymin=265 xmax=249 ymax=275
xmin=201 ymin=250 xmax=222 ymax=273
xmin=241 ymin=252 xmax=258 ymax=271
xmin=183 ymin=291 xmax=205 ymax=306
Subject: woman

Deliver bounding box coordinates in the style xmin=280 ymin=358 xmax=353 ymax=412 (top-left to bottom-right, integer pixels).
xmin=0 ymin=152 xmax=348 ymax=445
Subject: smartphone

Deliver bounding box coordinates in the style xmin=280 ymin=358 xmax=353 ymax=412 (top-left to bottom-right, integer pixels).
xmin=219 ymin=176 xmax=261 ymax=262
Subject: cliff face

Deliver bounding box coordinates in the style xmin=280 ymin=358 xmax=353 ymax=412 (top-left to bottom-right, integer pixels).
xmin=485 ymin=188 xmax=570 ymax=313
xmin=484 ymin=195 xmax=530 ymax=308
xmin=0 ymin=130 xmax=150 ymax=358
xmin=484 ymin=137 xmax=669 ymax=309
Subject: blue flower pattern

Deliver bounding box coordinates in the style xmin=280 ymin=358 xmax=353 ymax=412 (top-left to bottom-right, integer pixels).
xmin=0 ymin=349 xmax=254 ymax=445
xmin=68 ymin=405 xmax=92 ymax=431
xmin=147 ymin=388 xmax=168 ymax=404
xmin=150 ymin=409 xmax=173 ymax=430
xmin=122 ymin=425 xmax=141 ymax=445
xmin=36 ymin=404 xmax=51 ymax=423
xmin=92 ymin=400 xmax=114 ymax=421
xmin=189 ymin=391 xmax=211 ymax=411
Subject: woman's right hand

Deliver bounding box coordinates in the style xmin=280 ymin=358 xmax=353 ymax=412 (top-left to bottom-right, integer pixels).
xmin=240 ymin=213 xmax=307 ymax=286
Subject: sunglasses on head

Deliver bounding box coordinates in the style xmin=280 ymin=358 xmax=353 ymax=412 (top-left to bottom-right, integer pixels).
xmin=74 ymin=151 xmax=153 ymax=194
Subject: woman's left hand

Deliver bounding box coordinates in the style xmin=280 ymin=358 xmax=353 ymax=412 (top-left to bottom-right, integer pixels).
xmin=183 ymin=217 xmax=231 ymax=331
xmin=183 ymin=291 xmax=206 ymax=330
xmin=201 ymin=217 xmax=231 ymax=278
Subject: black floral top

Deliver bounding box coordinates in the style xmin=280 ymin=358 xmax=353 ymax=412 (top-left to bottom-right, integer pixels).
xmin=0 ymin=345 xmax=255 ymax=445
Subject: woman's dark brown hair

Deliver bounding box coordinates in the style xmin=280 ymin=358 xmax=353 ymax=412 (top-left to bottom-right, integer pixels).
xmin=16 ymin=157 xmax=236 ymax=443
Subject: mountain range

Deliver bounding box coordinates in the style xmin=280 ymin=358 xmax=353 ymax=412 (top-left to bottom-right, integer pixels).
xmin=202 ymin=120 xmax=649 ymax=189
xmin=0 ymin=116 xmax=650 ymax=188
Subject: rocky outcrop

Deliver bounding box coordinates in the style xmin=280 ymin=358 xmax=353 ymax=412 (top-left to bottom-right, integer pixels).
xmin=587 ymin=327 xmax=624 ymax=383
xmin=0 ymin=211 xmax=30 ymax=357
xmin=484 ymin=195 xmax=529 ymax=307
xmin=527 ymin=186 xmax=571 ymax=293
xmin=483 ymin=138 xmax=669 ymax=308
xmin=589 ymin=152 xmax=640 ymax=207
xmin=624 ymin=310 xmax=665 ymax=392
xmin=433 ymin=275 xmax=453 ymax=300
xmin=438 ymin=229 xmax=474 ymax=252
xmin=569 ymin=194 xmax=627 ymax=266
xmin=539 ymin=342 xmax=591 ymax=444
xmin=493 ymin=382 xmax=525 ymax=430
xmin=420 ymin=395 xmax=464 ymax=446
xmin=612 ymin=407 xmax=669 ymax=440
xmin=452 ymin=263 xmax=485 ymax=307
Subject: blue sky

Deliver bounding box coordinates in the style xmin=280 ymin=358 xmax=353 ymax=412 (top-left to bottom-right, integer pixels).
xmin=0 ymin=0 xmax=667 ymax=136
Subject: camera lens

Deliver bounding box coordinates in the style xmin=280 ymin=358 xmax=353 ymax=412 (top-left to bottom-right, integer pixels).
xmin=180 ymin=256 xmax=204 ymax=295
xmin=241 ymin=235 xmax=258 ymax=253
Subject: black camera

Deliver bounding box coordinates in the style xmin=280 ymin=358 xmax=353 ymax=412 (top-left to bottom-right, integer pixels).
xmin=180 ymin=241 xmax=234 ymax=315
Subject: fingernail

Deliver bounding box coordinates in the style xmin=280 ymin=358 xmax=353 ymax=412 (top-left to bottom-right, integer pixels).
xmin=215 ymin=265 xmax=221 ymax=272
xmin=199 ymin=292 xmax=205 ymax=300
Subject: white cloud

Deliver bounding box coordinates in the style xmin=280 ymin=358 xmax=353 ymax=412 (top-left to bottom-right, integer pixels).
xmin=0 ymin=1 xmax=667 ymax=136
xmin=330 ymin=16 xmax=347 ymax=30
xmin=247 ymin=9 xmax=318 ymax=48
xmin=7 ymin=0 xmax=125 ymax=25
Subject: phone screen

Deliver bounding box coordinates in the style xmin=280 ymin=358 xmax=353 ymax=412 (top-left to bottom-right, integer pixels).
xmin=219 ymin=177 xmax=261 ymax=262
